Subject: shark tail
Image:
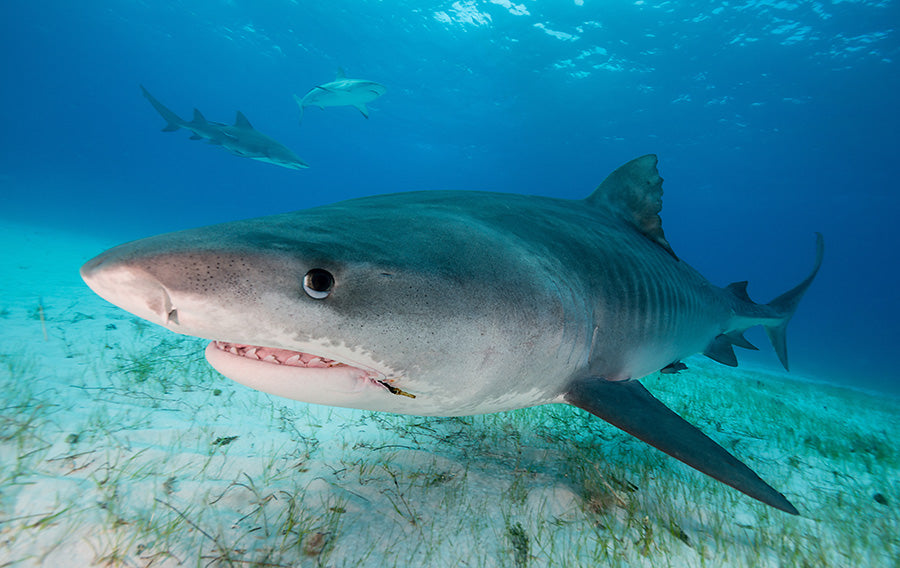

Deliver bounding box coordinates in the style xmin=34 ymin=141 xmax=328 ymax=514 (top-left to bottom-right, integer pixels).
xmin=709 ymin=233 xmax=824 ymax=371
xmin=563 ymin=236 xmax=825 ymax=516
xmin=293 ymin=94 xmax=305 ymax=126
xmin=140 ymin=85 xmax=184 ymax=132
xmin=761 ymin=232 xmax=825 ymax=371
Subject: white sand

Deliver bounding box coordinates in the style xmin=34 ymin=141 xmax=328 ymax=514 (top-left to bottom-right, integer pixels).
xmin=0 ymin=219 xmax=897 ymax=567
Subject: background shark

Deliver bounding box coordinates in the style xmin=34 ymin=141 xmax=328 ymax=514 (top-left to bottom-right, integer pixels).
xmin=80 ymin=155 xmax=821 ymax=515
xmin=140 ymin=85 xmax=309 ymax=170
xmin=294 ymin=68 xmax=386 ymax=123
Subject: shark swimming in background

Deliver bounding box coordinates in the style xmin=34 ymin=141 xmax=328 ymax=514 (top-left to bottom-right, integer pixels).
xmin=141 ymin=85 xmax=309 ymax=170
xmin=81 ymin=155 xmax=822 ymax=515
xmin=294 ymin=68 xmax=386 ymax=123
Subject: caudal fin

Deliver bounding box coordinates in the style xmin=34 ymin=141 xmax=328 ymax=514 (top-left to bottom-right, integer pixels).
xmin=140 ymin=85 xmax=184 ymax=132
xmin=764 ymin=233 xmax=825 ymax=371
xmin=293 ymin=94 xmax=305 ymax=125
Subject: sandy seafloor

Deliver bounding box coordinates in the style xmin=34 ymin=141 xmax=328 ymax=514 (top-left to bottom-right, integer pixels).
xmin=0 ymin=219 xmax=897 ymax=568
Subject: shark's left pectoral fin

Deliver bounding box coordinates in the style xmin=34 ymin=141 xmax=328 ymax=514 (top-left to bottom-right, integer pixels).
xmin=564 ymin=377 xmax=799 ymax=515
xmin=355 ymin=103 xmax=370 ymax=119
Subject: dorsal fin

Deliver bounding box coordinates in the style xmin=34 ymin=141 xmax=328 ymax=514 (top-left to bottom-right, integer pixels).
xmin=726 ymin=281 xmax=753 ymax=303
xmin=587 ymin=154 xmax=676 ymax=259
xmin=336 ymin=67 xmax=346 ymax=80
xmin=192 ymin=108 xmax=207 ymax=123
xmin=234 ymin=111 xmax=253 ymax=129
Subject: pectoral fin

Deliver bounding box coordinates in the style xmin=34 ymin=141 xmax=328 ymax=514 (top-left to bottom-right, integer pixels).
xmin=660 ymin=361 xmax=688 ymax=374
xmin=564 ymin=377 xmax=799 ymax=514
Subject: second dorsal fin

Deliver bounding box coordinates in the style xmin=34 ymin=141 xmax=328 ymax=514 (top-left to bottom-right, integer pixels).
xmin=586 ymin=154 xmax=676 ymax=259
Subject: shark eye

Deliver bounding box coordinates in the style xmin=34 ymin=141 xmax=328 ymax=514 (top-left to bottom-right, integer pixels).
xmin=303 ymin=269 xmax=334 ymax=299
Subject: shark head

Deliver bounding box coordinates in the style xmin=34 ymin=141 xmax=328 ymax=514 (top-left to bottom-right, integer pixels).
xmin=251 ymin=147 xmax=310 ymax=170
xmin=81 ymin=192 xmax=587 ymax=416
xmin=304 ymin=79 xmax=386 ymax=104
xmin=345 ymin=79 xmax=387 ymax=99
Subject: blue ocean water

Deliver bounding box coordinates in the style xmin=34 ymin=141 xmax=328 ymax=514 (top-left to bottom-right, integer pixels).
xmin=2 ymin=0 xmax=898 ymax=393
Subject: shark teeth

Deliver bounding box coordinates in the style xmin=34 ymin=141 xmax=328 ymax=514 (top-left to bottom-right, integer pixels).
xmin=214 ymin=341 xmax=351 ymax=369
xmin=211 ymin=341 xmax=412 ymax=397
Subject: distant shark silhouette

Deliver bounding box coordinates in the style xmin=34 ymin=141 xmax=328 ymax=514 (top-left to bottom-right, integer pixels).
xmin=82 ymin=155 xmax=822 ymax=515
xmin=294 ymin=68 xmax=386 ymax=124
xmin=140 ymin=85 xmax=309 ymax=170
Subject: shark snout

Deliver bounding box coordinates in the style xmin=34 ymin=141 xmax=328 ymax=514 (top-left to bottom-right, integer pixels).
xmin=80 ymin=253 xmax=180 ymax=327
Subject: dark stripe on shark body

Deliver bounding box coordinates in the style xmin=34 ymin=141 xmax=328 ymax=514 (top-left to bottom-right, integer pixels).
xmin=602 ymin=234 xmax=709 ymax=357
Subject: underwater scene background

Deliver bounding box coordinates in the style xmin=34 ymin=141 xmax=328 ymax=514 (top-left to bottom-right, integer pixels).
xmin=1 ymin=1 xmax=898 ymax=566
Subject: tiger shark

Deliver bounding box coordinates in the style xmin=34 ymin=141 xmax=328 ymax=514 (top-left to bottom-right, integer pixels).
xmin=141 ymin=85 xmax=309 ymax=170
xmin=294 ymin=68 xmax=386 ymax=123
xmin=80 ymin=155 xmax=822 ymax=515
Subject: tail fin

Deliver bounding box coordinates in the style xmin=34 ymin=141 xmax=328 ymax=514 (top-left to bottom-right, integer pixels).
xmin=293 ymin=94 xmax=305 ymax=125
xmin=764 ymin=233 xmax=825 ymax=371
xmin=140 ymin=85 xmax=184 ymax=132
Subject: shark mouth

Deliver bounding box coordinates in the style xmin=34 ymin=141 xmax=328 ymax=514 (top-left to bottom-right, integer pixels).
xmin=213 ymin=341 xmax=357 ymax=369
xmin=206 ymin=341 xmax=415 ymax=399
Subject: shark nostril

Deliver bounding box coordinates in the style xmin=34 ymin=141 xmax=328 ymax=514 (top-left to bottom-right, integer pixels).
xmin=157 ymin=287 xmax=179 ymax=325
xmin=80 ymin=254 xmax=111 ymax=283
xmin=79 ymin=259 xmax=99 ymax=280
